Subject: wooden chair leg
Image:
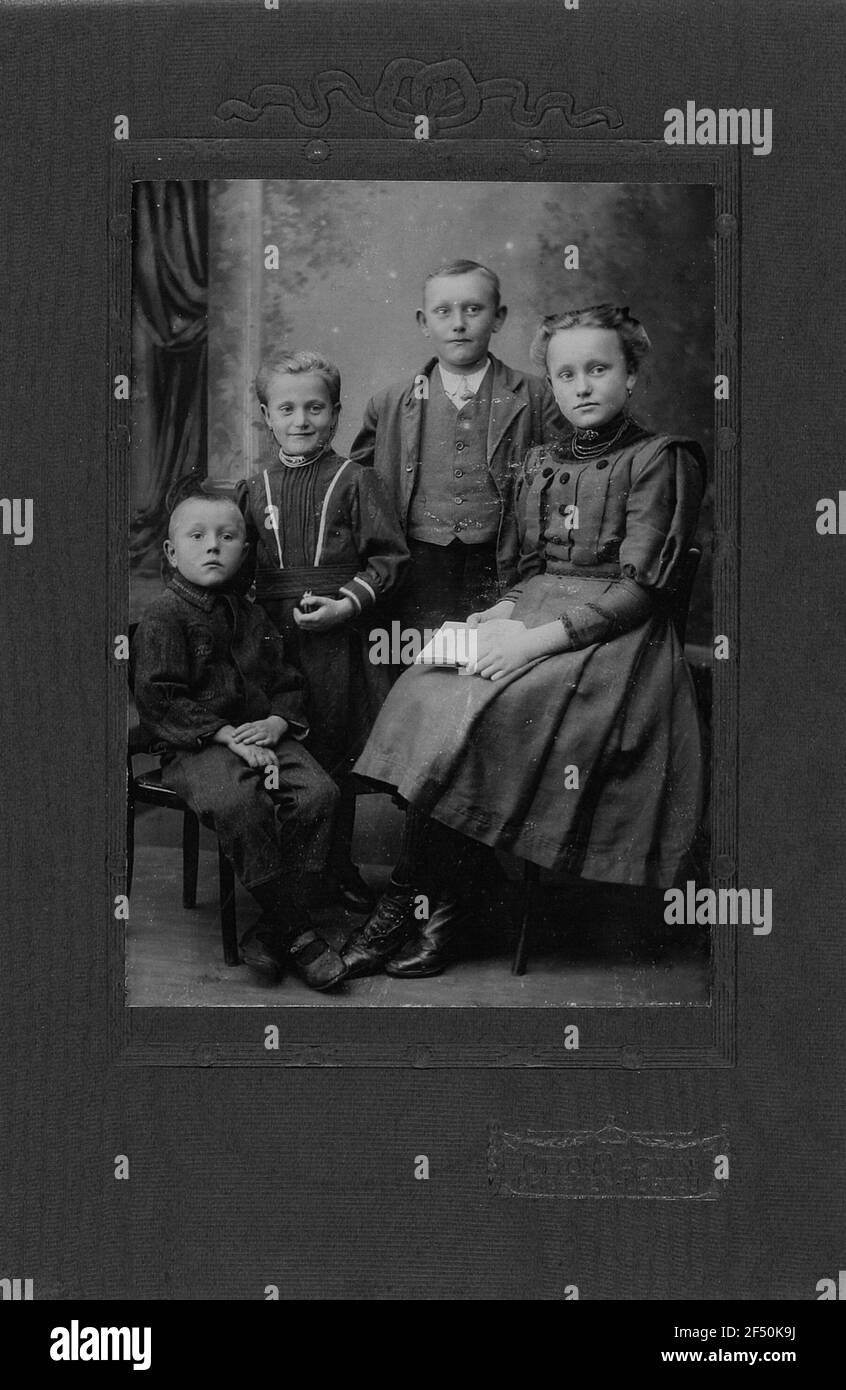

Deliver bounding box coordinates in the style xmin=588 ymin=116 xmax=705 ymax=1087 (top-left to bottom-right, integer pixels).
xmin=218 ymin=844 xmax=240 ymax=966
xmin=182 ymin=810 xmax=199 ymax=909
xmin=512 ymin=861 xmax=539 ymax=976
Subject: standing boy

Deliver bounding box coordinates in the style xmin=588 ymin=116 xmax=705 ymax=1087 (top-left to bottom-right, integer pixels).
xmin=342 ymin=261 xmax=563 ymax=981
xmin=130 ymin=486 xmax=348 ymax=991
xmin=350 ymin=259 xmax=563 ymax=641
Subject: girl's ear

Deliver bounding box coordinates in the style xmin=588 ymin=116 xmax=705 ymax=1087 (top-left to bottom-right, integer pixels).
xmin=259 ymin=402 xmax=271 ymax=428
xmin=626 ymin=369 xmax=637 ymax=397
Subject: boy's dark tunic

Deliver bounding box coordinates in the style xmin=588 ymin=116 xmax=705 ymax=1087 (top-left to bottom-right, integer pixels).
xmin=235 ymin=447 xmax=408 ymax=778
xmin=354 ymin=420 xmax=707 ymax=887
xmin=131 ymin=572 xmax=338 ymax=891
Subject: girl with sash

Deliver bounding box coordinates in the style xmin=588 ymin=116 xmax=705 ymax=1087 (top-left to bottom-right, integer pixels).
xmin=235 ymin=350 xmax=409 ymax=911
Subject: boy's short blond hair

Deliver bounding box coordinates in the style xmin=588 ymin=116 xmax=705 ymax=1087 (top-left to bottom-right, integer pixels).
xmin=255 ymin=350 xmax=342 ymax=408
xmin=422 ymin=259 xmax=502 ymax=309
xmin=166 ymin=486 xmax=244 ymax=540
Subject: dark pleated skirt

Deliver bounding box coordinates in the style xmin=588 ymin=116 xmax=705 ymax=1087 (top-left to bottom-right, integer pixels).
xmin=353 ymin=573 xmax=704 ymax=886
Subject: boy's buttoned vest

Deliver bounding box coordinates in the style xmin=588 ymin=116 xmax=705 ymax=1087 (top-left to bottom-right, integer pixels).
xmin=407 ymin=366 xmax=500 ymax=546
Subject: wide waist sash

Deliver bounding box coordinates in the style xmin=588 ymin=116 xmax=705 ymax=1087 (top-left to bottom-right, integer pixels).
xmin=255 ymin=563 xmax=352 ymax=602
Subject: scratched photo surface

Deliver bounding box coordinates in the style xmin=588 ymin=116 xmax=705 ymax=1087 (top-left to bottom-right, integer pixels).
xmin=127 ymin=177 xmax=714 ymax=1009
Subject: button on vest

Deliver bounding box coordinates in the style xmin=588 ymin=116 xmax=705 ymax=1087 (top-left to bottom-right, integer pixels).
xmin=407 ymin=368 xmax=500 ymax=546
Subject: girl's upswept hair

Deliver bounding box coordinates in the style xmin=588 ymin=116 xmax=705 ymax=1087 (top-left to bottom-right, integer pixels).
xmin=530 ymin=304 xmax=651 ymax=374
xmin=255 ymin=349 xmax=342 ymax=407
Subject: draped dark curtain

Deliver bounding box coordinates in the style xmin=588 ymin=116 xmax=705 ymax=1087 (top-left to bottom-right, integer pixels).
xmin=130 ymin=181 xmax=208 ymax=565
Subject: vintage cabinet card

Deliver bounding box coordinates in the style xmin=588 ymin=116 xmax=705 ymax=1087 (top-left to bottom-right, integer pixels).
xmin=0 ymin=0 xmax=843 ymax=1331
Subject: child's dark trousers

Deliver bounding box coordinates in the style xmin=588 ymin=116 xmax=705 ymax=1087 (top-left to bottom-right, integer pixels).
xmin=159 ymin=738 xmax=339 ymax=892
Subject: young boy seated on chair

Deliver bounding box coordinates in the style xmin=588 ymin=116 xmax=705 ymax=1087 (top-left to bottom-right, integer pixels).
xmin=129 ymin=482 xmax=349 ymax=992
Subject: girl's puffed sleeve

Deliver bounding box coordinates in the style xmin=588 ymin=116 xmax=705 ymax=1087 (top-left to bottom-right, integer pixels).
xmin=558 ymin=438 xmax=706 ymax=649
xmin=618 ymin=437 xmax=706 ymax=591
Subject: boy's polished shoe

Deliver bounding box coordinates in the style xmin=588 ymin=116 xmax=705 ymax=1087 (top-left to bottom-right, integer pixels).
xmin=286 ymin=928 xmax=349 ymax=991
xmin=341 ymin=883 xmax=419 ymax=978
xmin=384 ymin=896 xmax=468 ymax=978
xmin=241 ymin=914 xmax=348 ymax=991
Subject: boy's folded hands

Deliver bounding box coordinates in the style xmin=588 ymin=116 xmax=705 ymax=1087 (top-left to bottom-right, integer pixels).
xmin=230 ymin=716 xmax=289 ymax=746
xmin=230 ymin=741 xmax=279 ymax=770
xmin=212 ymin=718 xmax=287 ymax=769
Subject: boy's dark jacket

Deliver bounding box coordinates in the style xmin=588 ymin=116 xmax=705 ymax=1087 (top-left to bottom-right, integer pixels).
xmin=130 ymin=571 xmax=308 ymax=751
xmin=349 ymin=354 xmax=564 ymax=588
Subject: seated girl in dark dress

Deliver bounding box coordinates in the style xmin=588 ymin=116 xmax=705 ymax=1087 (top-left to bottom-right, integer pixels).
xmin=344 ymin=304 xmax=706 ymax=979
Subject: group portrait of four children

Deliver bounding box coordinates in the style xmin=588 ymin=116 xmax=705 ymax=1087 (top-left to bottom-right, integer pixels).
xmin=130 ymin=258 xmax=707 ymax=993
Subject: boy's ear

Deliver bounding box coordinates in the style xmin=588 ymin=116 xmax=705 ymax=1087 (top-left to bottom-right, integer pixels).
xmin=163 ymin=538 xmax=176 ymax=568
xmin=491 ymin=302 xmax=508 ymax=333
xmin=416 ymin=307 xmax=430 ymax=337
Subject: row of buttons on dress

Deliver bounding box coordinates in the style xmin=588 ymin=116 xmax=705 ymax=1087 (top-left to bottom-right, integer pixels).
xmin=540 ymin=461 xmax=610 ymax=480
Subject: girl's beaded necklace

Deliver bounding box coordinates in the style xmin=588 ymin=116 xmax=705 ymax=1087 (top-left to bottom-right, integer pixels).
xmin=570 ymin=413 xmax=631 ymax=460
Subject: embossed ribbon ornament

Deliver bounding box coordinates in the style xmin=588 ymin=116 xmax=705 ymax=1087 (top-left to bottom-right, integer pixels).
xmin=218 ymin=58 xmax=623 ymax=136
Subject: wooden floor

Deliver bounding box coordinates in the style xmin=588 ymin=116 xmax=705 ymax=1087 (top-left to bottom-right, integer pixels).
xmin=127 ymin=835 xmax=711 ymax=1010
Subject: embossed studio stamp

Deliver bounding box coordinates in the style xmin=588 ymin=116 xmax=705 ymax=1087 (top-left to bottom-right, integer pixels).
xmin=488 ymin=1121 xmax=728 ymax=1199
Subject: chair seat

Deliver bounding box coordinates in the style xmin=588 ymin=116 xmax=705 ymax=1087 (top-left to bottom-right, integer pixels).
xmin=132 ymin=769 xmax=188 ymax=809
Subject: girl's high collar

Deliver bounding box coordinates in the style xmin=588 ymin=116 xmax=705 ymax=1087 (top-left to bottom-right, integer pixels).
xmin=566 ymin=412 xmax=646 ymax=458
xmin=277 ymin=443 xmax=333 ymax=469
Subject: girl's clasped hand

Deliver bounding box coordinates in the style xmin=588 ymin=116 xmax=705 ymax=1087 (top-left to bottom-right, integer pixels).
xmin=292 ymin=593 xmax=356 ymax=631
xmin=465 ymin=601 xmax=554 ymax=680
xmin=468 ymin=618 xmax=536 ymax=681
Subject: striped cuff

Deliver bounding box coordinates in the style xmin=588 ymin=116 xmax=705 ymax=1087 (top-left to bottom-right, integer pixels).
xmin=341 ymin=574 xmax=378 ymax=611
xmin=338 ymin=586 xmax=362 ymax=614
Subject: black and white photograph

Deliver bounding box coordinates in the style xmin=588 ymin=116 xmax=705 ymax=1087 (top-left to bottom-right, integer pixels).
xmin=2 ymin=0 xmax=844 ymax=1330
xmin=126 ymin=177 xmax=716 ymax=1009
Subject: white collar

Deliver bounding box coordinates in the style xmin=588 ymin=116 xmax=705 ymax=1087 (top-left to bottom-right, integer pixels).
xmin=437 ymin=357 xmax=491 ymax=402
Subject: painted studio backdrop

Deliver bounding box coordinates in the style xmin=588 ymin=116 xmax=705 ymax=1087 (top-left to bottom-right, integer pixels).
xmin=130 ymin=178 xmax=714 ymax=643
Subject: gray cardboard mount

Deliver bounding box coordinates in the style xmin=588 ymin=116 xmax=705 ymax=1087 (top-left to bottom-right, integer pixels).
xmin=0 ymin=0 xmax=843 ymax=1300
